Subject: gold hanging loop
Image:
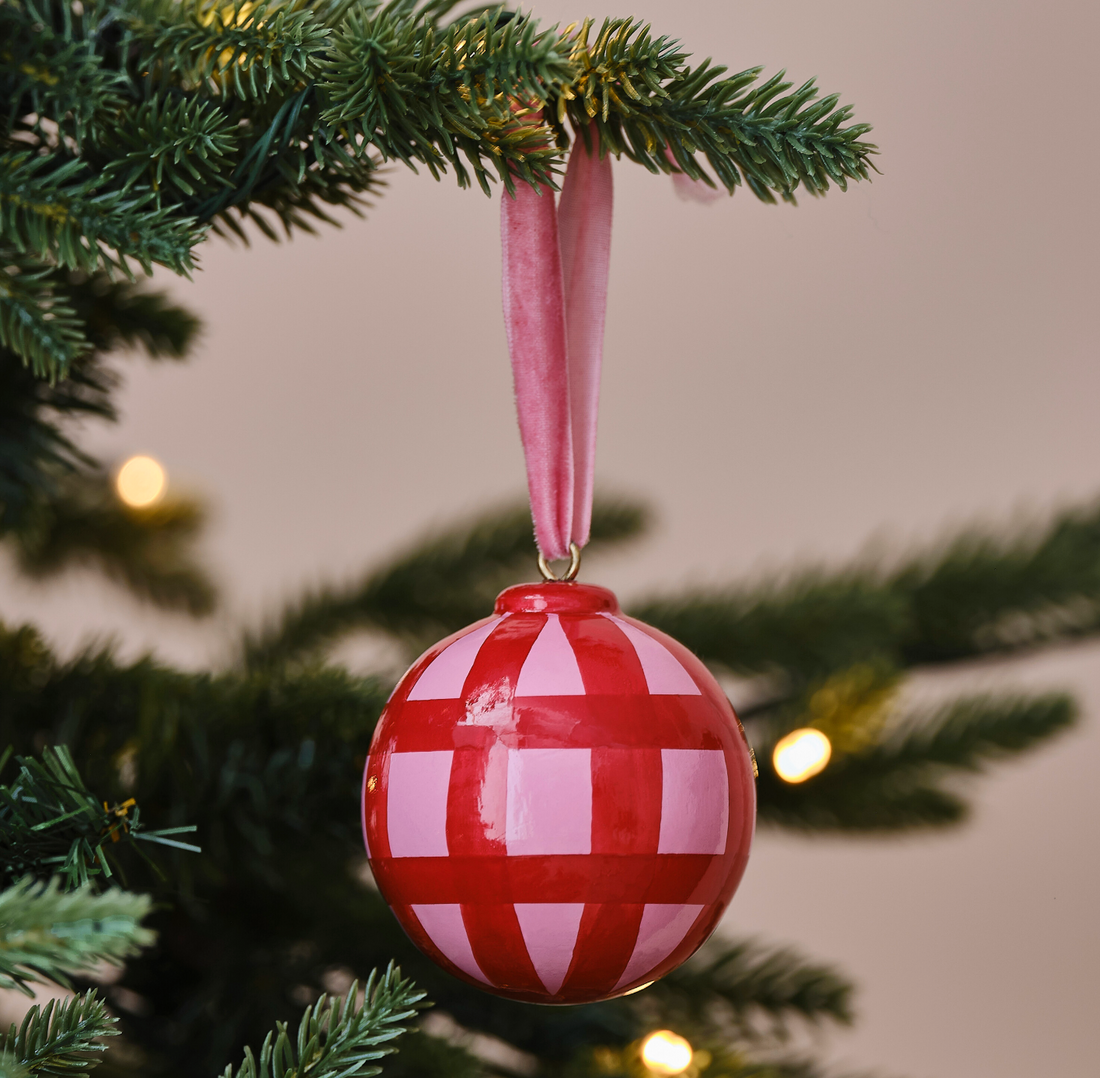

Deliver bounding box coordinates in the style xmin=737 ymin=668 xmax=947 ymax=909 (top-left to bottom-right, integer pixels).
xmin=537 ymin=542 xmax=582 ymax=582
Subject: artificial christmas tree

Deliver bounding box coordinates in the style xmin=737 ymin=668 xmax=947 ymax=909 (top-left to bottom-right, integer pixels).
xmin=0 ymin=4 xmax=1089 ymax=1078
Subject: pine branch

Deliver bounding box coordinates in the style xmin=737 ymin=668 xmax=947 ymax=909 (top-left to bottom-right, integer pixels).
xmin=0 ymin=153 xmax=203 ymax=276
xmin=98 ymin=96 xmax=240 ymax=202
xmin=631 ymin=575 xmax=904 ymax=688
xmin=0 ymin=627 xmax=386 ymax=837
xmin=189 ymin=84 xmax=380 ymax=229
xmin=65 ymin=272 xmax=201 ymax=359
xmin=555 ymin=19 xmax=876 ymax=202
xmin=0 ymin=1051 xmax=28 ymax=1078
xmin=635 ymin=500 xmax=1100 ymax=688
xmin=0 ymin=269 xmax=197 ymax=431
xmin=0 ymin=877 xmax=153 ymax=995
xmin=1 ymin=271 xmax=207 ymax=601
xmin=0 ymin=341 xmax=106 ymax=530
xmin=0 ymin=991 xmax=117 ymax=1076
xmin=136 ymin=0 xmax=334 ymax=103
xmin=3 ymin=3 xmax=875 ymax=374
xmin=317 ymin=8 xmax=570 ymax=194
xmin=0 ymin=0 xmax=128 ymax=148
xmin=241 ymin=498 xmax=648 ymax=667
xmin=656 ymin=938 xmax=853 ymax=1037
xmin=11 ymin=471 xmax=218 ymax=616
xmin=754 ymin=693 xmax=1076 ymax=831
xmin=0 ymin=744 xmax=199 ymax=890
xmin=204 ymin=97 xmax=385 ymax=242
xmin=869 ymin=693 xmax=1077 ymax=771
xmin=892 ymin=502 xmax=1100 ymax=662
xmin=0 ymin=254 xmax=89 ymax=377
xmin=219 ymin=966 xmax=423 ymax=1078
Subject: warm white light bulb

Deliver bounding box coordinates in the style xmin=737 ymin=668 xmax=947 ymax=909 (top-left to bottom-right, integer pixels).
xmin=115 ymin=455 xmax=167 ymax=508
xmin=641 ymin=1031 xmax=693 ymax=1076
xmin=772 ymin=728 xmax=832 ymax=783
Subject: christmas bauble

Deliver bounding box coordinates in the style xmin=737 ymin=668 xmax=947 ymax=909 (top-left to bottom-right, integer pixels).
xmin=362 ymin=581 xmax=756 ymax=1004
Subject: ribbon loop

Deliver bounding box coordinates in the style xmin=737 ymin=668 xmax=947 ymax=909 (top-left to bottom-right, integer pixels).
xmin=501 ymin=128 xmax=613 ymax=562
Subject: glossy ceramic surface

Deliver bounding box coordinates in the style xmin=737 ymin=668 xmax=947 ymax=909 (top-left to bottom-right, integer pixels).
xmin=363 ymin=581 xmax=756 ymax=1004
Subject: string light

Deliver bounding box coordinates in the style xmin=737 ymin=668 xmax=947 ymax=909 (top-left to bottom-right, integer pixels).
xmin=115 ymin=455 xmax=167 ymax=508
xmin=640 ymin=1031 xmax=693 ymax=1076
xmin=772 ymin=728 xmax=832 ymax=783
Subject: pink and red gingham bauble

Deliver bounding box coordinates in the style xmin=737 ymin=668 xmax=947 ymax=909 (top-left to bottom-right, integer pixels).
xmin=362 ymin=581 xmax=756 ymax=1004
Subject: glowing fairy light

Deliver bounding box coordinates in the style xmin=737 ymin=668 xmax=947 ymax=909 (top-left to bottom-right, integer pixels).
xmin=115 ymin=455 xmax=167 ymax=508
xmin=772 ymin=728 xmax=832 ymax=783
xmin=641 ymin=1031 xmax=693 ymax=1076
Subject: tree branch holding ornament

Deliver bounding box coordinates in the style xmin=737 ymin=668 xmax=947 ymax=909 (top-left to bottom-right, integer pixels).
xmin=1 ymin=0 xmax=875 ymax=377
xmin=0 ymin=5 xmax=1085 ymax=1078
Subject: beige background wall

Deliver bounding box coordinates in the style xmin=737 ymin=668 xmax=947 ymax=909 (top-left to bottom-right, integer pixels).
xmin=3 ymin=2 xmax=1098 ymax=1075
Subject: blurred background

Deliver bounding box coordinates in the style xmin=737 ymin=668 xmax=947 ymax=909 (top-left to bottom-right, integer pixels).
xmin=3 ymin=1 xmax=1098 ymax=1075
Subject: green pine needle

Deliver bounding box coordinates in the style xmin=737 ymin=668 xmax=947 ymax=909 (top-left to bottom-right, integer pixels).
xmin=0 ymin=153 xmax=203 ymax=277
xmin=0 ymin=1 xmax=128 ymax=149
xmin=657 ymin=937 xmax=854 ymax=1036
xmin=1 ymin=269 xmax=208 ymax=609
xmin=0 ymin=878 xmax=153 ymax=996
xmin=0 ymin=990 xmax=118 ymax=1076
xmin=872 ymin=693 xmax=1078 ymax=771
xmin=12 ymin=471 xmax=218 ymax=616
xmin=220 ymin=966 xmax=424 ymax=1078
xmin=137 ymin=0 xmax=334 ymax=103
xmin=66 ymin=273 xmax=201 ymax=360
xmin=634 ymin=500 xmax=1100 ymax=683
xmin=632 ymin=575 xmax=906 ymax=687
xmin=317 ymin=7 xmax=570 ymax=194
xmin=557 ymin=18 xmax=876 ymax=202
xmin=0 ymin=744 xmax=200 ymax=890
xmin=0 ymin=257 xmax=89 ymax=378
xmin=893 ymin=504 xmax=1100 ymax=662
xmin=755 ymin=693 xmax=1076 ymax=831
xmin=99 ymin=96 xmax=241 ymax=202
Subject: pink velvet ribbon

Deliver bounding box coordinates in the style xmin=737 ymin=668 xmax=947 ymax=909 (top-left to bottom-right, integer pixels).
xmin=501 ymin=128 xmax=613 ymax=561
